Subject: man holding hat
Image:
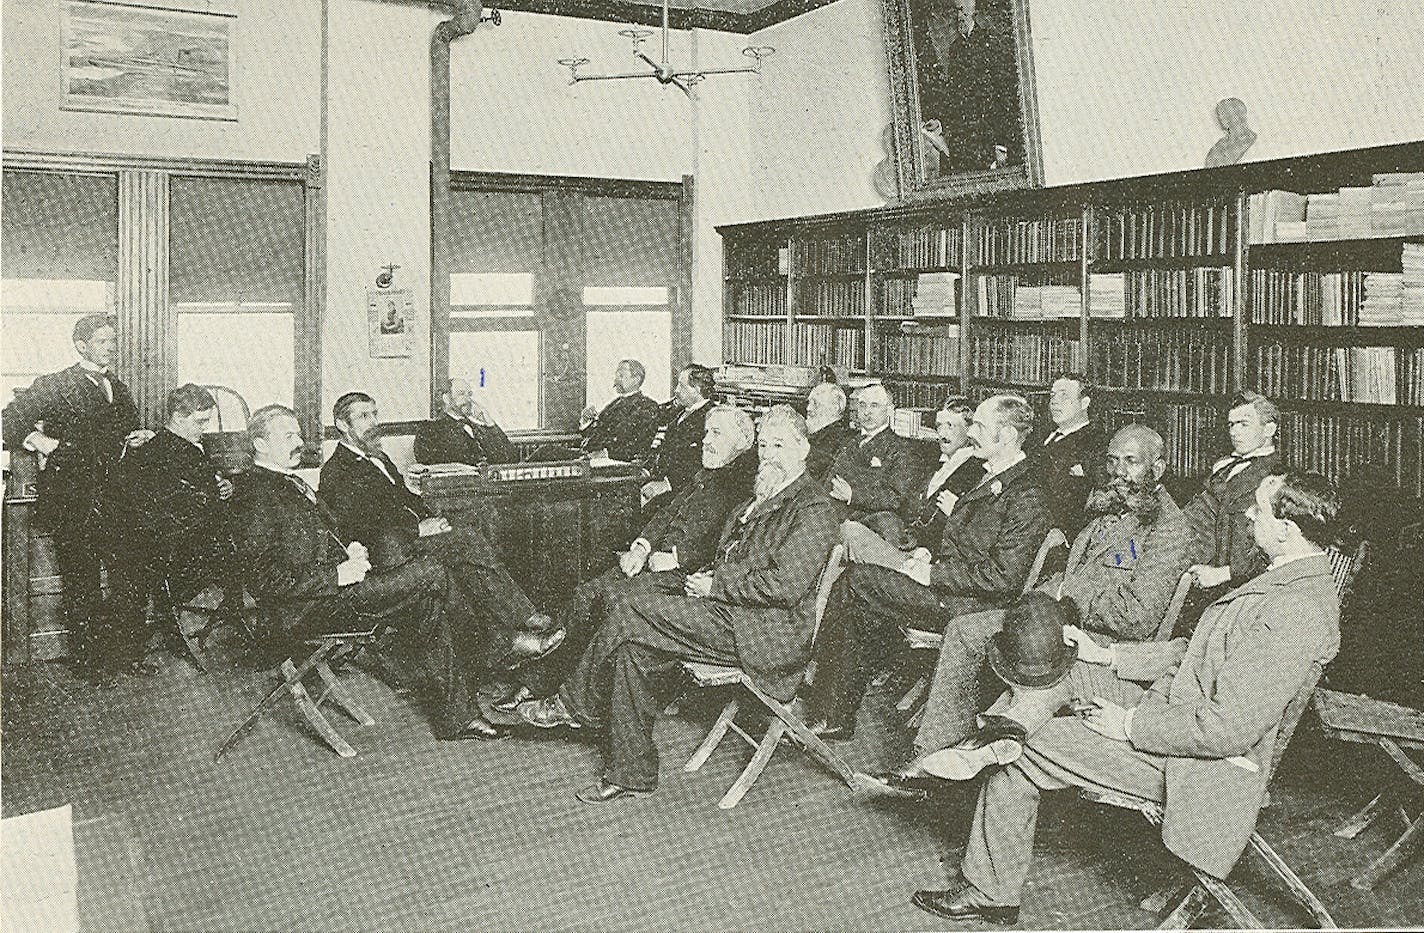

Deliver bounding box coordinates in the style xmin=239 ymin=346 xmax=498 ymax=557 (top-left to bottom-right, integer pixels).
xmin=908 ymin=470 xmax=1342 ymax=925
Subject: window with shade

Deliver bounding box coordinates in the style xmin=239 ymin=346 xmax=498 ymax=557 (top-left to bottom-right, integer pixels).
xmin=169 ymin=176 xmax=306 ymax=422
xmin=1 ymin=170 xmax=120 ymax=412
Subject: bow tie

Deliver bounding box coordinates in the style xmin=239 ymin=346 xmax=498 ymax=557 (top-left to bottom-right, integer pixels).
xmin=285 ymin=472 xmax=318 ymax=504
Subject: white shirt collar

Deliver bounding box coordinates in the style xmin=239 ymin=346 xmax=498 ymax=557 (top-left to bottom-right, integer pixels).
xmin=164 ymin=426 xmax=203 ymax=450
xmin=1051 ymin=420 xmax=1089 ymax=440
xmin=78 ymin=359 xmax=109 ymax=376
xmin=1212 ymin=445 xmax=1275 ymax=471
xmin=859 ymin=424 xmax=889 ymax=443
xmin=684 ymin=398 xmax=710 ymax=415
xmin=254 ymin=458 xmax=298 ymax=476
xmin=983 ymin=449 xmax=1026 ymax=478
xmin=1267 ymin=549 xmax=1325 ymax=572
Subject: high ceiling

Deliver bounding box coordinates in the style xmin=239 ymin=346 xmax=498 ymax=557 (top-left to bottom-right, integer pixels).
xmin=488 ymin=0 xmax=840 ymax=34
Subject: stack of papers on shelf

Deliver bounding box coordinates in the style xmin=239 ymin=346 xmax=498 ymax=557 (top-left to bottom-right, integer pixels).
xmin=1041 ymin=285 xmax=1082 ymax=319
xmin=1088 ymin=273 xmax=1126 ymax=318
xmin=1402 ymin=243 xmax=1424 ymax=324
xmin=1336 ymin=187 xmax=1374 ymax=238
xmin=1247 ymin=190 xmax=1307 ymax=244
xmin=912 ymin=272 xmax=958 ymax=316
xmin=1305 ymin=193 xmax=1340 ymax=241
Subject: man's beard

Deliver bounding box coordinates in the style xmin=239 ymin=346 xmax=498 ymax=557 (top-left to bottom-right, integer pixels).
xmin=353 ymin=429 xmax=384 ymax=457
xmin=754 ymin=462 xmax=788 ymax=501
xmin=1087 ymin=476 xmax=1161 ymax=520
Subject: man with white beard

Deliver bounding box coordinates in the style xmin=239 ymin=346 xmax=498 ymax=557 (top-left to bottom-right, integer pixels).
xmin=518 ymin=405 xmax=840 ymax=803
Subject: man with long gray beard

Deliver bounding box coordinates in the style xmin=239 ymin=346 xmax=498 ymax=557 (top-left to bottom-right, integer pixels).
xmin=865 ymin=424 xmax=1192 ymax=789
xmin=518 ymin=405 xmax=839 ymax=803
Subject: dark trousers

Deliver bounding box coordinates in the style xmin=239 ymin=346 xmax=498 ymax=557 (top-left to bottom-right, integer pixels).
xmin=561 ymin=585 xmax=737 ymax=791
xmin=292 ymin=555 xmax=484 ymax=739
xmin=803 ymin=564 xmax=948 ymax=730
xmin=54 ymin=523 xmax=106 ymax=660
xmin=415 ymin=526 xmax=536 ymax=670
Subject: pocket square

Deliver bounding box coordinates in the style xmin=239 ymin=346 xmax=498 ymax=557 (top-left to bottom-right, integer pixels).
xmin=870 ymin=456 xmax=883 ymax=467
xmin=1069 ymin=464 xmax=1085 ymax=477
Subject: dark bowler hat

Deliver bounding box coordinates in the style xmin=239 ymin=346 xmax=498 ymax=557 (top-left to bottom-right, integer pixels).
xmin=987 ymin=592 xmax=1078 ymax=689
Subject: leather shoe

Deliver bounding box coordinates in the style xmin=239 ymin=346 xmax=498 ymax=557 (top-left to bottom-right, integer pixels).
xmin=506 ymin=628 xmax=567 ymax=667
xmin=444 ymin=715 xmax=512 ymax=741
xmin=490 ymin=684 xmax=534 ymax=714
xmin=920 ymin=715 xmax=1027 ymax=781
xmin=523 ymin=612 xmax=557 ymax=634
xmin=517 ymin=694 xmax=581 ymax=730
xmin=575 ymin=779 xmax=651 ymax=804
xmin=911 ymin=886 xmax=1018 ymax=925
xmin=852 ymin=770 xmax=929 ymax=801
xmin=807 ymin=718 xmax=854 ymax=741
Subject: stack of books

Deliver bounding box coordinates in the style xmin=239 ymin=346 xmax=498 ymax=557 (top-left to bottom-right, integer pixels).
xmin=1255 ymin=173 xmax=1424 ymax=243
xmin=1088 ymin=273 xmax=1127 ymax=318
xmin=1247 ymin=190 xmax=1306 ymax=244
xmin=1359 ymin=273 xmax=1404 ymax=326
xmin=911 ymin=272 xmax=958 ymax=316
xmin=1403 ymin=243 xmax=1424 ymax=323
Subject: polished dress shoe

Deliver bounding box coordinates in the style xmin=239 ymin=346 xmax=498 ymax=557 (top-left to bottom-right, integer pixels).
xmin=920 ymin=715 xmax=1027 ymax=781
xmin=522 ymin=612 xmax=557 ymax=633
xmin=806 ymin=718 xmax=854 ymax=741
xmin=517 ymin=694 xmax=581 ymax=730
xmin=506 ymin=628 xmax=567 ymax=668
xmin=490 ymin=684 xmax=534 ymax=714
xmin=852 ymin=770 xmax=929 ymax=801
xmin=575 ymin=779 xmax=651 ymax=804
xmin=444 ymin=714 xmax=512 ymax=741
xmin=911 ymin=885 xmax=1019 ymax=925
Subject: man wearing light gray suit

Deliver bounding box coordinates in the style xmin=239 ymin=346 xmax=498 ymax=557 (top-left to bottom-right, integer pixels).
xmin=910 ymin=469 xmax=1341 ymax=925
xmin=908 ymin=424 xmax=1192 ymax=758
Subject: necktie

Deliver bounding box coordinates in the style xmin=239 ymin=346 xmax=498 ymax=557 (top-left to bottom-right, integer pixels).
xmin=88 ymin=370 xmax=113 ymax=404
xmin=285 ymin=473 xmax=318 ymax=505
xmin=461 ymin=421 xmax=476 ymax=439
xmin=362 ymin=452 xmax=397 ymax=485
xmin=1043 ymin=430 xmax=1063 ymax=447
xmin=285 ymin=473 xmax=346 ymax=547
xmin=1212 ymin=455 xmax=1251 ymax=482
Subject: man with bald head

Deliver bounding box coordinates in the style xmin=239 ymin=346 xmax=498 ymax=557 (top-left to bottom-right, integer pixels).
xmin=865 ymin=423 xmax=1193 ymax=787
xmin=825 ymin=383 xmax=919 ymax=526
xmin=414 ymin=376 xmax=517 ymax=466
xmin=805 ymin=382 xmax=852 ymax=484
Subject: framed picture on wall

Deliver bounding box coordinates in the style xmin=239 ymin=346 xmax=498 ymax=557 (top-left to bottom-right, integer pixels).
xmin=882 ymin=0 xmax=1043 ymax=200
xmin=369 ymin=288 xmax=416 ymax=359
xmin=60 ymin=0 xmax=238 ymax=121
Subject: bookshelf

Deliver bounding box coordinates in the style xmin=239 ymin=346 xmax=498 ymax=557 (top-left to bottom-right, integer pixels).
xmin=719 ymin=141 xmax=1424 ymax=494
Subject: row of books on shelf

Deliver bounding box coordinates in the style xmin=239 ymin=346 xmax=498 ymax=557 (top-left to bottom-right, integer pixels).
xmin=884 ymin=378 xmax=955 ymax=410
xmin=1088 ymin=268 xmax=1233 ymax=319
xmin=975 ymin=274 xmax=1081 ymax=320
xmin=723 ymin=321 xmax=786 ymax=365
xmin=1087 ymin=329 xmax=1232 ymax=394
xmin=970 ymin=332 xmax=1081 ymax=385
xmin=733 ymin=283 xmax=786 ymax=317
xmin=725 ymin=241 xmax=789 ymax=279
xmin=790 ymin=322 xmax=864 ymax=370
xmin=1099 ymin=402 xmax=1223 ymax=480
xmin=877 ymin=225 xmax=964 ymax=270
xmin=1249 ymin=173 xmax=1424 ymax=244
xmin=1252 ymin=344 xmax=1424 ymax=406
xmin=974 ymin=215 xmax=1082 ymax=266
xmin=797 ymin=280 xmax=866 ymax=317
xmin=1094 ymin=200 xmax=1232 ymax=261
xmin=878 ymin=273 xmax=959 ymax=317
xmin=793 ymin=234 xmax=867 ymax=275
xmin=877 ymin=325 xmax=963 ymax=376
xmin=1249 ymin=260 xmax=1424 ymax=325
xmin=1275 ymin=409 xmax=1424 ymax=493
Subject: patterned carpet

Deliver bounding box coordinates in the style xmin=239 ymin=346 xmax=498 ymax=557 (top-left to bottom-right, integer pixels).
xmin=2 ymin=642 xmax=1420 ymax=931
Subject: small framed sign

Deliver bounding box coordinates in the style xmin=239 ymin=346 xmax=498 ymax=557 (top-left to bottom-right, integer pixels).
xmin=368 ymin=288 xmax=415 ymax=358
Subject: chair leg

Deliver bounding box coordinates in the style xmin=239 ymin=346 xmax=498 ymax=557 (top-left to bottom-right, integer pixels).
xmin=685 ymin=699 xmax=740 ymax=773
xmin=1247 ymin=833 xmax=1337 ymax=927
xmin=313 ymin=660 xmax=375 ymax=726
xmin=1157 ymin=884 xmax=1209 ymax=930
xmin=1140 ymin=883 xmax=1186 ymax=914
xmin=1335 ymin=791 xmax=1387 ymax=839
xmin=1193 ymin=869 xmax=1263 ymax=930
xmin=280 ymin=659 xmax=357 ymax=758
xmin=1350 ymin=808 xmax=1424 ymax=892
xmin=173 ymin=607 xmax=211 ymax=672
xmin=741 ymin=677 xmax=857 ymax=788
xmin=895 ymin=676 xmax=927 ymax=712
xmin=718 ymin=718 xmax=787 ymax=810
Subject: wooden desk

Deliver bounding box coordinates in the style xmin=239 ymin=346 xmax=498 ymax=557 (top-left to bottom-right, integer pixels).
xmin=419 ymin=469 xmax=644 ymax=615
xmin=3 ymin=453 xmax=70 ymax=665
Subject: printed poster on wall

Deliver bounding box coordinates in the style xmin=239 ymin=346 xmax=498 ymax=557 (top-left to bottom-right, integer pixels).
xmin=368 ymin=288 xmax=415 ymax=358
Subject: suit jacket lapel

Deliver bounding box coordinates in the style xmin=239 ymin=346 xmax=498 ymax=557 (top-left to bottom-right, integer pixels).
xmin=954 ymin=456 xmax=1029 ymax=511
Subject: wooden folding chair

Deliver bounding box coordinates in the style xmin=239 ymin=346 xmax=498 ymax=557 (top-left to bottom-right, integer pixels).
xmin=1312 ymin=688 xmax=1423 ymax=891
xmin=215 ymin=622 xmax=381 ymax=761
xmin=1081 ymin=664 xmax=1336 ymax=930
xmin=679 ymin=545 xmax=858 ymax=809
xmin=898 ymin=528 xmax=1070 ymax=715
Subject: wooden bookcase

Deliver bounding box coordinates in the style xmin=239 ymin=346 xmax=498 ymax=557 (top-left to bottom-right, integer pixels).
xmin=718 ymin=141 xmax=1424 ymax=493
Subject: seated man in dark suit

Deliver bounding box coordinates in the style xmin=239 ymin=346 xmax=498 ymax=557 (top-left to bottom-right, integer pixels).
xmin=413 ymin=376 xmax=517 ymax=466
xmin=908 ymin=471 xmax=1341 ymax=925
xmin=639 ymin=363 xmax=715 ymax=512
xmin=580 ymin=359 xmax=662 ymax=462
xmin=1034 ymin=372 xmax=1106 ymax=538
xmin=826 ymin=383 xmax=919 ymax=532
xmin=319 ymin=392 xmax=561 ymax=664
xmin=862 ymin=424 xmax=1192 ymax=789
xmin=234 ymin=405 xmax=512 ymax=740
xmin=518 ymin=405 xmax=839 ymax=803
xmin=803 ymin=394 xmax=1050 ymax=739
xmin=839 ymin=393 xmax=985 ymax=571
xmin=93 ymin=384 xmax=237 ymax=675
xmin=1184 ymin=390 xmax=1282 ymax=594
xmin=512 ymin=405 xmax=758 ymax=703
xmin=805 ymin=382 xmax=852 ymax=484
